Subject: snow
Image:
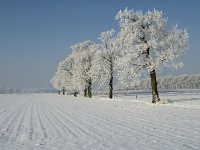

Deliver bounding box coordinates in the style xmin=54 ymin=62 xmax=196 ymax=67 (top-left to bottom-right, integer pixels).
xmin=0 ymin=93 xmax=200 ymax=150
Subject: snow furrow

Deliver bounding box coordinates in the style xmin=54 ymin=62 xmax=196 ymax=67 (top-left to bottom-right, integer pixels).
xmin=49 ymin=96 xmax=200 ymax=149
xmin=0 ymin=102 xmax=29 ymax=143
xmin=12 ymin=100 xmax=32 ymax=144
xmin=0 ymin=93 xmax=200 ymax=150
xmin=35 ymin=103 xmax=48 ymax=141
xmin=39 ymin=102 xmax=65 ymax=139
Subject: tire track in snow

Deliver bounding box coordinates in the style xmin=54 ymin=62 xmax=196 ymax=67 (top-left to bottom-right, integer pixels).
xmin=45 ymin=100 xmax=85 ymax=138
xmin=0 ymin=100 xmax=27 ymax=124
xmin=48 ymin=99 xmax=142 ymax=149
xmin=102 ymin=104 xmax=200 ymax=143
xmin=89 ymin=102 xmax=200 ymax=149
xmin=82 ymin=99 xmax=200 ymax=145
xmin=28 ymin=99 xmax=34 ymax=140
xmin=47 ymin=101 xmax=117 ymax=149
xmin=0 ymin=102 xmax=29 ymax=142
xmin=51 ymin=97 xmax=200 ymax=149
xmin=16 ymin=99 xmax=37 ymax=145
xmin=0 ymin=101 xmax=20 ymax=116
xmin=1 ymin=94 xmax=200 ymax=150
xmin=35 ymin=102 xmax=48 ymax=140
xmin=39 ymin=100 xmax=65 ymax=139
xmin=9 ymin=100 xmax=31 ymax=143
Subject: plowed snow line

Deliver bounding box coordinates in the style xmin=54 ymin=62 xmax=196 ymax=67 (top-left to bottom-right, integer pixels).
xmin=0 ymin=100 xmax=27 ymax=123
xmin=45 ymin=101 xmax=85 ymax=138
xmin=28 ymin=100 xmax=34 ymax=140
xmin=35 ymin=103 xmax=48 ymax=139
xmin=0 ymin=102 xmax=29 ymax=142
xmin=90 ymin=104 xmax=200 ymax=144
xmin=1 ymin=94 xmax=200 ymax=150
xmin=0 ymin=100 xmax=22 ymax=116
xmin=47 ymin=100 xmax=137 ymax=149
xmin=47 ymin=97 xmax=194 ymax=149
xmin=92 ymin=103 xmax=200 ymax=148
xmin=47 ymin=102 xmax=91 ymax=137
xmin=42 ymin=101 xmax=80 ymax=139
xmin=52 ymin=100 xmax=142 ymax=138
xmin=11 ymin=100 xmax=31 ymax=143
xmin=48 ymin=97 xmax=200 ymax=149
xmin=39 ymin=102 xmax=65 ymax=139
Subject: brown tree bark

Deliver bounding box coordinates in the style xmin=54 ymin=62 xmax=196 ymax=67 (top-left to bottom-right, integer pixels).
xmin=84 ymin=88 xmax=87 ymax=97
xmin=109 ymin=75 xmax=113 ymax=99
xmin=150 ymin=69 xmax=160 ymax=103
xmin=87 ymin=78 xmax=92 ymax=98
xmin=62 ymin=87 xmax=65 ymax=95
xmin=74 ymin=90 xmax=77 ymax=97
xmin=109 ymin=59 xmax=113 ymax=99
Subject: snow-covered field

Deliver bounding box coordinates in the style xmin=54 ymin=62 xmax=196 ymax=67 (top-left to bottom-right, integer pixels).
xmin=0 ymin=93 xmax=200 ymax=150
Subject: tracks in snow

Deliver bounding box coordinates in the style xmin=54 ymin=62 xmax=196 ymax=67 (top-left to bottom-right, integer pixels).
xmin=0 ymin=94 xmax=200 ymax=150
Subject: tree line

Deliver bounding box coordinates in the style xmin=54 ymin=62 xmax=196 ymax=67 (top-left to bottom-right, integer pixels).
xmin=116 ymin=74 xmax=200 ymax=91
xmin=51 ymin=8 xmax=188 ymax=103
xmin=0 ymin=86 xmax=55 ymax=94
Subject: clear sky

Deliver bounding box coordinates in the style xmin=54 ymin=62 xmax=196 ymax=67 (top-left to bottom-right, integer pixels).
xmin=0 ymin=0 xmax=200 ymax=89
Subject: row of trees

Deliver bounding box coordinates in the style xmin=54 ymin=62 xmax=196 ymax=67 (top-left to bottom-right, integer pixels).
xmin=157 ymin=74 xmax=200 ymax=90
xmin=51 ymin=9 xmax=188 ymax=103
xmin=0 ymin=86 xmax=56 ymax=94
xmin=118 ymin=74 xmax=200 ymax=91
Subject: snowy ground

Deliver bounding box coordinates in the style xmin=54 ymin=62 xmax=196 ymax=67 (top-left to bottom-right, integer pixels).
xmin=0 ymin=93 xmax=200 ymax=150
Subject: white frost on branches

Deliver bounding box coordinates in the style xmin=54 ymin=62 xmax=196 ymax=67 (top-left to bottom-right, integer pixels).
xmin=50 ymin=55 xmax=75 ymax=91
xmin=71 ymin=40 xmax=95 ymax=90
xmin=116 ymin=8 xmax=189 ymax=85
xmin=51 ymin=8 xmax=189 ymax=98
xmin=90 ymin=29 xmax=118 ymax=87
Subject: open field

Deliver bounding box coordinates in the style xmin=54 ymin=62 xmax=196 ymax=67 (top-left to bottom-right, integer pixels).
xmin=0 ymin=93 xmax=200 ymax=150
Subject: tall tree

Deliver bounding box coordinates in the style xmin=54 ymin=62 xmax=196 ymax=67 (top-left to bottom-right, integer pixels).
xmin=91 ymin=29 xmax=118 ymax=99
xmin=116 ymin=9 xmax=189 ymax=103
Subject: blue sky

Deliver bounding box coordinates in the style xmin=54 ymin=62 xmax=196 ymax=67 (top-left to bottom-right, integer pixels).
xmin=0 ymin=0 xmax=200 ymax=89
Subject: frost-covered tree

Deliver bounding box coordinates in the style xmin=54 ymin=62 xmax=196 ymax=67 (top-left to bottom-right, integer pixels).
xmin=59 ymin=55 xmax=78 ymax=96
xmin=116 ymin=9 xmax=189 ymax=103
xmin=71 ymin=40 xmax=95 ymax=98
xmin=51 ymin=55 xmax=78 ymax=96
xmin=50 ymin=71 xmax=63 ymax=94
xmin=91 ymin=29 xmax=118 ymax=99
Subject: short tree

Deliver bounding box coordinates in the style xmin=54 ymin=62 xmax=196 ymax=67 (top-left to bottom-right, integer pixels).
xmin=116 ymin=9 xmax=189 ymax=103
xmin=59 ymin=55 xmax=78 ymax=96
xmin=51 ymin=55 xmax=78 ymax=96
xmin=50 ymin=71 xmax=63 ymax=94
xmin=71 ymin=41 xmax=95 ymax=98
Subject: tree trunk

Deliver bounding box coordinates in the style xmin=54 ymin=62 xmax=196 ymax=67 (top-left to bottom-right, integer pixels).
xmin=84 ymin=88 xmax=87 ymax=97
xmin=150 ymin=69 xmax=160 ymax=103
xmin=87 ymin=78 xmax=92 ymax=98
xmin=109 ymin=75 xmax=113 ymax=99
xmin=74 ymin=90 xmax=77 ymax=97
xmin=109 ymin=59 xmax=113 ymax=99
xmin=62 ymin=87 xmax=65 ymax=95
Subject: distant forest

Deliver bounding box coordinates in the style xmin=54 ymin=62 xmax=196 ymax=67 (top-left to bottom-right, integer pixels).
xmin=0 ymin=86 xmax=56 ymax=94
xmin=117 ymin=74 xmax=200 ymax=91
